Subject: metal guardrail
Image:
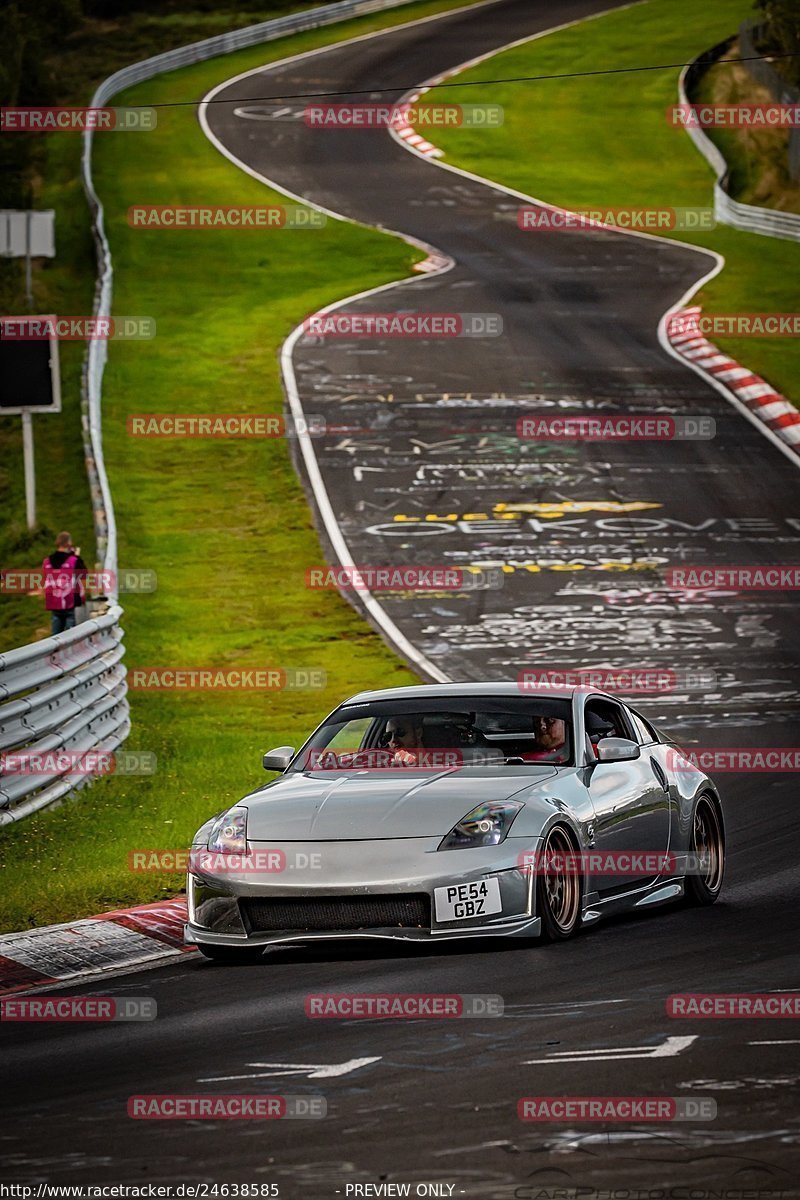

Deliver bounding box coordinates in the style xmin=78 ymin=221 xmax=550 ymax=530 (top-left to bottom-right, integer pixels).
xmin=679 ymin=40 xmax=800 ymax=243
xmin=82 ymin=0 xmax=425 ymax=587
xmin=0 ymin=606 xmax=129 ymax=824
xmin=2 ymin=0 xmax=427 ymax=825
xmin=714 ymin=187 xmax=800 ymax=240
xmin=80 ymin=0 xmax=429 ymax=593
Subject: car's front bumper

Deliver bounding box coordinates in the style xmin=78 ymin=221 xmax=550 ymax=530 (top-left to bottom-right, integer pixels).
xmin=184 ymin=836 xmax=541 ymax=948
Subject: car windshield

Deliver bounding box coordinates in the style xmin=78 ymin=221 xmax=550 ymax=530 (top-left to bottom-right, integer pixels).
xmin=290 ymin=696 xmax=573 ymax=771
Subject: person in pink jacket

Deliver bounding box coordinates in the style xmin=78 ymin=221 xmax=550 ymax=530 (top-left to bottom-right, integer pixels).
xmin=42 ymin=531 xmax=87 ymax=636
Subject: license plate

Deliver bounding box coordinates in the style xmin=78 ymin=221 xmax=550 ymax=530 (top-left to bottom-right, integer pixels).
xmin=434 ymin=877 xmax=502 ymax=922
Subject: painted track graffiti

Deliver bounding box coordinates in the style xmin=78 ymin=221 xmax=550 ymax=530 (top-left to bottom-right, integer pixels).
xmin=201 ymin=0 xmax=800 ymax=738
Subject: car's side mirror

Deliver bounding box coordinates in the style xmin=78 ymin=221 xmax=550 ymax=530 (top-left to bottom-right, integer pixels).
xmin=262 ymin=746 xmax=295 ymax=772
xmin=595 ymin=737 xmax=641 ymax=763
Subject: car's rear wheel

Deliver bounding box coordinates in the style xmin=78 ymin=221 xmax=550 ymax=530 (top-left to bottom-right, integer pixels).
xmin=197 ymin=942 xmax=265 ymax=964
xmin=537 ymin=825 xmax=582 ymax=940
xmin=684 ymin=794 xmax=725 ymax=905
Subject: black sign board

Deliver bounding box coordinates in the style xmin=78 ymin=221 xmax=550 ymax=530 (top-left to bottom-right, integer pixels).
xmin=0 ymin=316 xmax=61 ymax=413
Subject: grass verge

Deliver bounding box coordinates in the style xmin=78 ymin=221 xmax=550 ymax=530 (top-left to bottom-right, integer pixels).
xmin=0 ymin=0 xmax=487 ymax=932
xmin=425 ymin=0 xmax=800 ymax=407
xmin=0 ymin=0 xmax=483 ymax=653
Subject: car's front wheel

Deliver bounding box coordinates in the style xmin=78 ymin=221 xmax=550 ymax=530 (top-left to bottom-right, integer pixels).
xmin=537 ymin=825 xmax=583 ymax=940
xmin=684 ymin=794 xmax=725 ymax=905
xmin=197 ymin=942 xmax=265 ymax=964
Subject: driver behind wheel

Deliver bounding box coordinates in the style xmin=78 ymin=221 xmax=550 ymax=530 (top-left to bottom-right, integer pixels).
xmin=385 ymin=716 xmax=425 ymax=764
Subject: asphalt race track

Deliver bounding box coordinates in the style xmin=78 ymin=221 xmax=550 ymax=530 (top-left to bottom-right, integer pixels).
xmin=202 ymin=0 xmax=800 ymax=737
xmin=5 ymin=1 xmax=800 ymax=1193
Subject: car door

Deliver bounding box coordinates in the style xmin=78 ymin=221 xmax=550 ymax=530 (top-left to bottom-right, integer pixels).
xmin=583 ymin=697 xmax=671 ymax=895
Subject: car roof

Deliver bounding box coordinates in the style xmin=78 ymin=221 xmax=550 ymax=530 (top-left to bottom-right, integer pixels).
xmin=342 ymin=682 xmax=618 ymax=704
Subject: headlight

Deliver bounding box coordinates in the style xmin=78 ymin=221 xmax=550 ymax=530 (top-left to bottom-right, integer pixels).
xmin=438 ymin=801 xmax=523 ymax=850
xmin=206 ymin=806 xmax=248 ymax=855
xmin=191 ymin=814 xmax=221 ymax=849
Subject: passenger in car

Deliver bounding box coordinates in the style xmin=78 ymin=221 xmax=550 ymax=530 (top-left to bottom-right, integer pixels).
xmin=527 ymin=716 xmax=568 ymax=761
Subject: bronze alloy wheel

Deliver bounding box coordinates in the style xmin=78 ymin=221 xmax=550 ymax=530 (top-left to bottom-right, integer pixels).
xmin=686 ymin=795 xmax=725 ymax=905
xmin=538 ymin=825 xmax=582 ymax=940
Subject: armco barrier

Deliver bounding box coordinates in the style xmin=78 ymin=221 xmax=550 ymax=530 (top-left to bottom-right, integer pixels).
xmin=679 ymin=40 xmax=800 ymax=244
xmin=0 ymin=606 xmax=129 ymax=824
xmin=81 ymin=0 xmax=427 ymax=597
xmin=1 ymin=0 xmax=437 ymax=826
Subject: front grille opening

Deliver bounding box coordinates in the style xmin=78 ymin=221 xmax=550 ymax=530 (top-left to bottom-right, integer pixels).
xmin=240 ymin=893 xmax=431 ymax=933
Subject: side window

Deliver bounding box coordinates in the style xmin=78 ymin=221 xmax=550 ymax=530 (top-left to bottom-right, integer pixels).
xmin=584 ymin=700 xmax=631 ymax=753
xmin=326 ymin=718 xmax=373 ymax=751
xmin=629 ymin=709 xmax=659 ymax=745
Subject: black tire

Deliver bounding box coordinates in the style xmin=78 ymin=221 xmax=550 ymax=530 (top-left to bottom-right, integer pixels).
xmin=197 ymin=942 xmax=265 ymax=964
xmin=684 ymin=794 xmax=725 ymax=906
xmin=537 ymin=825 xmax=583 ymax=941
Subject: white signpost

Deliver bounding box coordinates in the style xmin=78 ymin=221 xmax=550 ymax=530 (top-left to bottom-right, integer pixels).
xmin=0 ymin=209 xmax=56 ymax=307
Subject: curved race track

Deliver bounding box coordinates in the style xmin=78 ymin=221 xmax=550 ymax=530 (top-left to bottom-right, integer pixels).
xmin=4 ymin=1 xmax=799 ymax=1193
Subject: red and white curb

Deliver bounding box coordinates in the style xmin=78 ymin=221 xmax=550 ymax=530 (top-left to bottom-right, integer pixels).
xmin=0 ymin=897 xmax=192 ymax=995
xmin=413 ymin=249 xmax=451 ymax=273
xmin=668 ymin=306 xmax=800 ymax=454
xmin=395 ymin=85 xmax=445 ymax=158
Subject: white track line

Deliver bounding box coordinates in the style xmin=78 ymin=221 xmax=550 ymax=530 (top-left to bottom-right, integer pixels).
xmin=200 ymin=0 xmax=799 ymax=679
xmin=199 ymin=0 xmax=522 ymax=683
xmin=385 ymin=7 xmax=800 ymax=471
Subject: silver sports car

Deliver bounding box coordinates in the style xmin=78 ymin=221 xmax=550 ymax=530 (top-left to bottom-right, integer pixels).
xmin=184 ymin=683 xmax=724 ymax=963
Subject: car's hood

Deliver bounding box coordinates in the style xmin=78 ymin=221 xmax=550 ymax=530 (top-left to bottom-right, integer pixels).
xmin=243 ymin=766 xmax=559 ymax=841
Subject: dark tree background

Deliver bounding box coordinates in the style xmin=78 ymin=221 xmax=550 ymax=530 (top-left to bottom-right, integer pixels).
xmin=2 ymin=0 xmax=797 ymax=211
xmin=0 ymin=0 xmax=81 ymax=206
xmin=0 ymin=0 xmax=300 ymax=208
xmin=754 ymin=0 xmax=800 ymax=87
